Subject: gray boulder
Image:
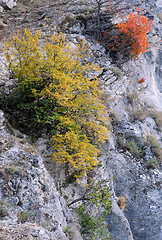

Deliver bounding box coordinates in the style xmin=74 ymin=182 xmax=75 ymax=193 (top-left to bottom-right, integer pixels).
xmin=0 ymin=20 xmax=7 ymax=28
xmin=0 ymin=0 xmax=17 ymax=10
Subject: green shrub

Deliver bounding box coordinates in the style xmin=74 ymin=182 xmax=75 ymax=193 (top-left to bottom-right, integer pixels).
xmin=17 ymin=210 xmax=35 ymax=223
xmin=76 ymin=205 xmax=96 ymax=234
xmin=76 ymin=204 xmax=112 ymax=240
xmin=109 ymin=112 xmax=119 ymax=126
xmin=148 ymin=111 xmax=162 ymax=128
xmin=70 ymin=180 xmax=112 ymax=239
xmin=146 ymin=158 xmax=159 ymax=169
xmin=5 ymin=166 xmax=19 ymax=175
xmin=126 ymin=91 xmax=148 ymax=122
xmin=117 ymin=136 xmax=144 ymax=158
xmin=0 ymin=201 xmax=8 ymax=218
xmin=17 ymin=211 xmax=30 ymax=223
xmin=145 ymin=135 xmax=162 ymax=165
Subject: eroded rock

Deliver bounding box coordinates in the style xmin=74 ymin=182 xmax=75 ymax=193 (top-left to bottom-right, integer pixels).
xmin=0 ymin=0 xmax=17 ymax=10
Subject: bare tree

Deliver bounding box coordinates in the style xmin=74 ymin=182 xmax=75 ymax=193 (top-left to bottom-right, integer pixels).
xmin=94 ymin=0 xmax=126 ymax=28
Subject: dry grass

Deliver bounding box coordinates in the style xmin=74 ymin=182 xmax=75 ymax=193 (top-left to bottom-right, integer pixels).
xmin=145 ymin=135 xmax=162 ymax=159
xmin=118 ymin=196 xmax=126 ymax=210
xmin=148 ymin=111 xmax=162 ymax=128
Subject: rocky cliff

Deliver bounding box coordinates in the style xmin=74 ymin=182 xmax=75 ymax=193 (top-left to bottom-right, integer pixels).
xmin=0 ymin=0 xmax=161 ymax=240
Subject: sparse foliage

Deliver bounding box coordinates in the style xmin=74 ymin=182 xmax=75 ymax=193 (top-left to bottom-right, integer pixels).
xmin=148 ymin=111 xmax=162 ymax=128
xmin=117 ymin=135 xmax=145 ymax=158
xmin=69 ymin=179 xmax=112 ymax=239
xmin=94 ymin=0 xmax=125 ymax=27
xmin=145 ymin=135 xmax=162 ymax=161
xmin=126 ymin=90 xmax=148 ymax=122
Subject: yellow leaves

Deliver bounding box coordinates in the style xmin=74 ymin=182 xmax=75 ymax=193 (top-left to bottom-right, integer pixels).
xmin=5 ymin=29 xmax=110 ymax=179
xmin=51 ymin=130 xmax=99 ymax=177
xmin=5 ymin=29 xmax=43 ymax=90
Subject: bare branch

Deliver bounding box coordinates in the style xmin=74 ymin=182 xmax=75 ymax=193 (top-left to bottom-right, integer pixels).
xmin=68 ymin=196 xmax=90 ymax=207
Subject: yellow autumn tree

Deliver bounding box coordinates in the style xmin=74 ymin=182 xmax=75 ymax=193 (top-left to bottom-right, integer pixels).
xmin=4 ymin=29 xmax=110 ymax=177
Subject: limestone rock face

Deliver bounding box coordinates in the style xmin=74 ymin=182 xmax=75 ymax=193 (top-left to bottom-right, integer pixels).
xmin=0 ymin=6 xmax=3 ymax=12
xmin=0 ymin=0 xmax=17 ymax=10
xmin=105 ymin=151 xmax=162 ymax=240
xmin=0 ymin=223 xmax=58 ymax=240
xmin=0 ymin=0 xmax=161 ymax=240
xmin=0 ymin=110 xmax=69 ymax=240
xmin=107 ymin=201 xmax=134 ymax=240
xmin=0 ymin=20 xmax=6 ymax=28
xmin=155 ymin=49 xmax=162 ymax=92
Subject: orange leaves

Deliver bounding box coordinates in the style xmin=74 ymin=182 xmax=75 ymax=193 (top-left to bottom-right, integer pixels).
xmin=115 ymin=10 xmax=153 ymax=58
xmin=137 ymin=77 xmax=146 ymax=84
xmin=103 ymin=9 xmax=153 ymax=59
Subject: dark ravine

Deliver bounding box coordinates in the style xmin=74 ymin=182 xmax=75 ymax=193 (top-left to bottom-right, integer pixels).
xmin=0 ymin=0 xmax=161 ymax=239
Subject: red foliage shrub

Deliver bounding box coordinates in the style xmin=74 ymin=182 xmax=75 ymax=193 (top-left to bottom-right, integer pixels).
xmin=137 ymin=77 xmax=146 ymax=84
xmin=108 ymin=9 xmax=153 ymax=58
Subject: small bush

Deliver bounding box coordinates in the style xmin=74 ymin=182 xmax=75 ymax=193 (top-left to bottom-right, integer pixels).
xmin=111 ymin=67 xmax=123 ymax=78
xmin=0 ymin=202 xmax=8 ymax=218
xmin=0 ymin=206 xmax=8 ymax=218
xmin=126 ymin=91 xmax=138 ymax=105
xmin=85 ymin=3 xmax=153 ymax=63
xmin=146 ymin=158 xmax=159 ymax=169
xmin=109 ymin=112 xmax=119 ymax=126
xmin=149 ymin=111 xmax=162 ymax=128
xmin=17 ymin=210 xmax=34 ymax=223
xmin=76 ymin=205 xmax=96 ymax=235
xmin=17 ymin=211 xmax=29 ymax=223
xmin=126 ymin=91 xmax=148 ymax=122
xmin=76 ymin=204 xmax=112 ymax=240
xmin=5 ymin=166 xmax=19 ymax=175
xmin=145 ymin=135 xmax=162 ymax=163
xmin=117 ymin=136 xmax=144 ymax=158
xmin=117 ymin=196 xmax=126 ymax=210
xmin=127 ymin=105 xmax=148 ymax=122
xmin=69 ymin=180 xmax=112 ymax=239
xmin=108 ymin=9 xmax=153 ymax=58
